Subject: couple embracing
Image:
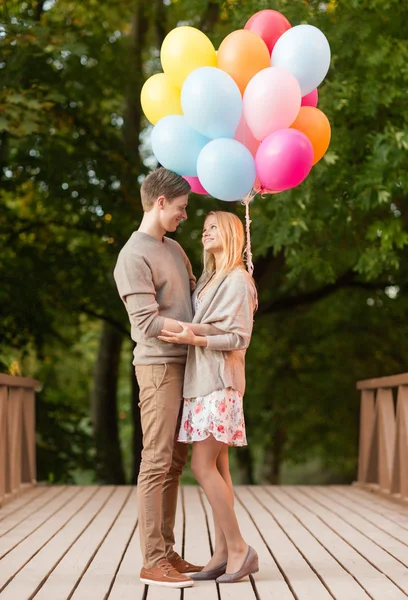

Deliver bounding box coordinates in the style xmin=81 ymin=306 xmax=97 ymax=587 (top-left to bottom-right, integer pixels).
xmin=114 ymin=167 xmax=258 ymax=589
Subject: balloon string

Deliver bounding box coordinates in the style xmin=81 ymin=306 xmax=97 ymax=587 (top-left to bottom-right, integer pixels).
xmin=242 ymin=188 xmax=257 ymax=277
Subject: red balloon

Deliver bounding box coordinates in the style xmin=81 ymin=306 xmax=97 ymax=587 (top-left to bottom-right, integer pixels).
xmin=244 ymin=10 xmax=291 ymax=55
xmin=301 ymin=89 xmax=319 ymax=108
xmin=183 ymin=176 xmax=208 ymax=195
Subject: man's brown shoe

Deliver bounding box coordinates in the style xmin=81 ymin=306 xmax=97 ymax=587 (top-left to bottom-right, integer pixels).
xmin=140 ymin=558 xmax=194 ymax=588
xmin=169 ymin=552 xmax=204 ymax=574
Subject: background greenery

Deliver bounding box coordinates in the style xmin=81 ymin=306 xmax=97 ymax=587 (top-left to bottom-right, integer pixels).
xmin=1 ymin=0 xmax=407 ymax=485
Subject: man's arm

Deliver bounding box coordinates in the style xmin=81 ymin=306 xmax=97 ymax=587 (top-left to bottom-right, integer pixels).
xmin=161 ymin=319 xmax=223 ymax=336
xmin=114 ymin=253 xmax=165 ymax=338
xmin=114 ymin=252 xmax=221 ymax=338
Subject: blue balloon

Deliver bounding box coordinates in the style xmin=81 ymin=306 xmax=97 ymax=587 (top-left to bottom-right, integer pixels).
xmin=271 ymin=24 xmax=331 ymax=96
xmin=181 ymin=67 xmax=242 ymax=139
xmin=197 ymin=139 xmax=256 ymax=202
xmin=151 ymin=115 xmax=210 ymax=176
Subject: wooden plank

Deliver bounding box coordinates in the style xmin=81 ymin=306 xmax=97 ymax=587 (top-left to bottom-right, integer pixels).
xmin=0 ymin=487 xmax=97 ymax=592
xmin=107 ymin=491 xmax=147 ymax=600
xmin=0 ymin=487 xmax=79 ymax=557
xmin=280 ymin=487 xmax=408 ymax=597
xmin=349 ymin=486 xmax=408 ymax=518
xmin=0 ymin=487 xmax=110 ymax=600
xmin=0 ymin=487 xmax=66 ymax=537
xmin=235 ymin=487 xmax=332 ymax=600
xmin=34 ymin=487 xmax=130 ymax=600
xmin=303 ymin=487 xmax=408 ymax=567
xmin=266 ymin=486 xmax=407 ymax=600
xmin=0 ymin=486 xmax=48 ymax=522
xmin=335 ymin=487 xmax=408 ymax=536
xmin=70 ymin=487 xmax=136 ymax=600
xmin=234 ymin=486 xmax=295 ymax=600
xmin=183 ymin=486 xmax=218 ymax=600
xmin=107 ymin=528 xmax=146 ymax=600
xmin=246 ymin=486 xmax=370 ymax=600
xmin=357 ymin=372 xmax=408 ymax=390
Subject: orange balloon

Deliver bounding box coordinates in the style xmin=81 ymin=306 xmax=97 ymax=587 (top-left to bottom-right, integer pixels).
xmin=217 ymin=30 xmax=270 ymax=95
xmin=290 ymin=107 xmax=331 ymax=165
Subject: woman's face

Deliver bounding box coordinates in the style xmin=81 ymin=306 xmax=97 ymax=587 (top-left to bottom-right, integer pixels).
xmin=202 ymin=215 xmax=222 ymax=254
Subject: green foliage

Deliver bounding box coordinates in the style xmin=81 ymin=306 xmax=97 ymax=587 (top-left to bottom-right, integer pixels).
xmin=1 ymin=0 xmax=408 ymax=483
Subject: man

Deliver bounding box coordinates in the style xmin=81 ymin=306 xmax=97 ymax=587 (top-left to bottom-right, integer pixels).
xmin=114 ymin=168 xmax=211 ymax=588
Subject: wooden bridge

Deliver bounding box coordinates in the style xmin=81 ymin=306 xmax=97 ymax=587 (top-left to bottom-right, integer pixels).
xmin=0 ymin=372 xmax=407 ymax=600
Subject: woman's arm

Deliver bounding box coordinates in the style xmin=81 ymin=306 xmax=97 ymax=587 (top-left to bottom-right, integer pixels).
xmin=159 ymin=274 xmax=256 ymax=350
xmin=161 ymin=318 xmax=223 ymax=336
xmin=158 ymin=324 xmax=208 ymax=347
xmin=158 ymin=326 xmax=249 ymax=350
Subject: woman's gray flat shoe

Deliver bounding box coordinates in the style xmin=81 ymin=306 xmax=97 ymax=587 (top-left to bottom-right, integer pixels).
xmin=216 ymin=546 xmax=259 ymax=583
xmin=190 ymin=561 xmax=227 ymax=580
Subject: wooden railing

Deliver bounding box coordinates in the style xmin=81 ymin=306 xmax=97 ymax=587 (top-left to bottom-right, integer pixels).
xmin=356 ymin=373 xmax=408 ymax=503
xmin=0 ymin=374 xmax=40 ymax=506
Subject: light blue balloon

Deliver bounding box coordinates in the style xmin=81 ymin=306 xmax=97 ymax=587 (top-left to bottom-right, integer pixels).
xmin=271 ymin=24 xmax=331 ymax=96
xmin=181 ymin=67 xmax=242 ymax=139
xmin=151 ymin=115 xmax=210 ymax=176
xmin=197 ymin=138 xmax=256 ymax=202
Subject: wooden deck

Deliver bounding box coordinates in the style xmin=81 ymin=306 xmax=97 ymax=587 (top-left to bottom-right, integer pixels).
xmin=1 ymin=485 xmax=408 ymax=600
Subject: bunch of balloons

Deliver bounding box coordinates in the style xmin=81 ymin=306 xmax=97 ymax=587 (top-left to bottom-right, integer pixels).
xmin=141 ymin=9 xmax=331 ymax=202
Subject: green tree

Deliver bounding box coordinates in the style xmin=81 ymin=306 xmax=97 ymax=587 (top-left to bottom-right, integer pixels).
xmin=1 ymin=0 xmax=408 ymax=484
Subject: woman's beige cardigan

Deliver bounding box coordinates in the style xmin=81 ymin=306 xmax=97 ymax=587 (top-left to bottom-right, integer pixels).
xmin=183 ymin=267 xmax=257 ymax=398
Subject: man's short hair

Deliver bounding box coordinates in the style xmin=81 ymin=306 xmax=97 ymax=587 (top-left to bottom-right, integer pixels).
xmin=140 ymin=168 xmax=191 ymax=212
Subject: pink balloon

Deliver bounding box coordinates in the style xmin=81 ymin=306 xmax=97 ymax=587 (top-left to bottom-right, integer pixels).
xmin=301 ymin=88 xmax=318 ymax=108
xmin=245 ymin=10 xmax=291 ymax=55
xmin=243 ymin=67 xmax=301 ymax=141
xmin=255 ymin=129 xmax=314 ymax=192
xmin=183 ymin=176 xmax=208 ymax=195
xmin=234 ymin=115 xmax=260 ymax=157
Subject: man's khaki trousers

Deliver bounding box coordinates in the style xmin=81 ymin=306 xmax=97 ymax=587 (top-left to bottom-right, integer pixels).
xmin=135 ymin=363 xmax=188 ymax=569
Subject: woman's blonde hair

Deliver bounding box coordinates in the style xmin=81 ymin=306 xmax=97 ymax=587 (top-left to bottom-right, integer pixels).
xmin=203 ymin=211 xmax=247 ymax=280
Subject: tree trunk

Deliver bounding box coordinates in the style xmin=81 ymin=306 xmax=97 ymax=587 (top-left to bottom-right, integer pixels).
xmin=262 ymin=427 xmax=287 ymax=484
xmin=91 ymin=321 xmax=126 ymax=484
xmin=235 ymin=446 xmax=255 ymax=484
xmin=131 ymin=362 xmax=143 ymax=484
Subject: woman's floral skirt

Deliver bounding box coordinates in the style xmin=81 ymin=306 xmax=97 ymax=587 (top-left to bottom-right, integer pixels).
xmin=177 ymin=387 xmax=247 ymax=446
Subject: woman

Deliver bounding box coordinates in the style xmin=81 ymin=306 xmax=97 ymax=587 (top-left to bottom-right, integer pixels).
xmin=158 ymin=211 xmax=259 ymax=583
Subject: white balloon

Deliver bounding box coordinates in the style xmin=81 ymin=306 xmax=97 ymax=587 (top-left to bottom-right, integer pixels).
xmin=243 ymin=67 xmax=301 ymax=142
xmin=271 ymin=24 xmax=331 ymax=96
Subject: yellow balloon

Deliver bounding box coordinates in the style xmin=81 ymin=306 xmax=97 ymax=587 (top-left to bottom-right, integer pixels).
xmin=140 ymin=73 xmax=182 ymax=125
xmin=161 ymin=26 xmax=217 ymax=89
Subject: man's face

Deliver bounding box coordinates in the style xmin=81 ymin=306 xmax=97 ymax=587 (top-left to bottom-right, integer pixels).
xmin=159 ymin=194 xmax=188 ymax=232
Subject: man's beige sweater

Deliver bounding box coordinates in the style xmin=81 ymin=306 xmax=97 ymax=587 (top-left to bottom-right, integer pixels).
xmin=113 ymin=231 xmax=195 ymax=365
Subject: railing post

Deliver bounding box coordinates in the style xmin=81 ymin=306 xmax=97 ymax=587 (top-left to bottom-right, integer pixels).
xmin=0 ymin=385 xmax=8 ymax=503
xmin=357 ymin=389 xmax=375 ymax=483
xmin=391 ymin=386 xmax=408 ymax=499
xmin=377 ymin=388 xmax=396 ymax=492
xmin=356 ymin=372 xmax=408 ymax=504
xmin=0 ymin=374 xmax=40 ymax=506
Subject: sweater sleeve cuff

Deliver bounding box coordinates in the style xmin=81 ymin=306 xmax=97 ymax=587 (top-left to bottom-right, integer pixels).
xmin=206 ymin=334 xmax=230 ymax=351
xmin=147 ymin=316 xmax=166 ymax=338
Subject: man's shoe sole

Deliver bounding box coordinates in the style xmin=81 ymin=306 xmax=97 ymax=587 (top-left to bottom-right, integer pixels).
xmin=140 ymin=577 xmax=194 ymax=588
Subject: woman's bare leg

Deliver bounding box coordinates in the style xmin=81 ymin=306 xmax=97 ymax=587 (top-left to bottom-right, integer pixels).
xmin=191 ymin=436 xmax=247 ymax=573
xmin=201 ymin=444 xmax=231 ymax=569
